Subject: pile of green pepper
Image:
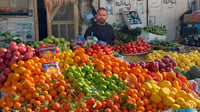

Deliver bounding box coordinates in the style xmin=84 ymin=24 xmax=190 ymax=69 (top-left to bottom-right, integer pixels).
xmin=143 ymin=25 xmax=167 ymax=36
xmin=114 ymin=26 xmax=142 ymax=43
xmin=149 ymin=40 xmax=181 ymax=47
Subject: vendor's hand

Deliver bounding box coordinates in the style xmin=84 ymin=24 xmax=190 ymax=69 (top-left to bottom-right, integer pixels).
xmin=86 ymin=36 xmax=92 ymax=40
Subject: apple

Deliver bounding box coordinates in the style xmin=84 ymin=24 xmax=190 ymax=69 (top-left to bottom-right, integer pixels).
xmin=18 ymin=43 xmax=25 ymax=47
xmin=160 ymin=68 xmax=166 ymax=73
xmin=0 ymin=74 xmax=7 ymax=82
xmin=162 ymin=58 xmax=170 ymax=64
xmin=172 ymin=61 xmax=177 ymax=67
xmin=166 ymin=67 xmax=173 ymax=72
xmin=18 ymin=46 xmax=27 ymax=54
xmin=5 ymin=52 xmax=12 ymax=60
xmin=13 ymin=51 xmax=21 ymax=57
xmin=4 ymin=68 xmax=11 ymax=76
xmin=0 ymin=48 xmax=7 ymax=58
xmin=0 ymin=83 xmax=3 ymax=88
xmin=10 ymin=45 xmax=19 ymax=52
xmin=0 ymin=64 xmax=5 ymax=73
xmin=159 ymin=63 xmax=166 ymax=68
xmin=167 ymin=63 xmax=173 ymax=68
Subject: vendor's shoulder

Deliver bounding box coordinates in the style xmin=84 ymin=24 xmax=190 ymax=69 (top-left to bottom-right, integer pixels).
xmin=105 ymin=23 xmax=113 ymax=27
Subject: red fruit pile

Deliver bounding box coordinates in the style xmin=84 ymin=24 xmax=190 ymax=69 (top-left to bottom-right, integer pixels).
xmin=138 ymin=55 xmax=177 ymax=72
xmin=85 ymin=43 xmax=114 ymax=56
xmin=0 ymin=41 xmax=35 ymax=87
xmin=129 ymin=55 xmax=177 ymax=73
xmin=113 ymin=39 xmax=151 ymax=54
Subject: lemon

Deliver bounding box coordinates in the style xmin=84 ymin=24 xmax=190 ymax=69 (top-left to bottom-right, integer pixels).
xmin=143 ymin=82 xmax=152 ymax=90
xmin=181 ymin=102 xmax=192 ymax=109
xmin=65 ymin=52 xmax=71 ymax=57
xmin=74 ymin=63 xmax=78 ymax=67
xmin=187 ymin=100 xmax=196 ymax=108
xmin=58 ymin=53 xmax=65 ymax=59
xmin=158 ymin=80 xmax=171 ymax=89
xmin=55 ymin=58 xmax=60 ymax=63
xmin=179 ymin=63 xmax=185 ymax=68
xmin=193 ymin=98 xmax=200 ymax=107
xmin=183 ymin=59 xmax=190 ymax=64
xmin=70 ymin=53 xmax=75 ymax=58
xmin=60 ymin=59 xmax=65 ymax=63
xmin=176 ymin=90 xmax=186 ymax=99
xmin=151 ymin=86 xmax=160 ymax=93
xmin=149 ymin=80 xmax=158 ymax=84
xmin=64 ymin=64 xmax=69 ymax=69
xmin=150 ymin=93 xmax=161 ymax=103
xmin=170 ymin=87 xmax=177 ymax=93
xmin=65 ymin=57 xmax=70 ymax=61
xmin=184 ymin=93 xmax=194 ymax=101
xmin=164 ymin=96 xmax=175 ymax=106
xmin=159 ymin=88 xmax=170 ymax=97
xmin=172 ymin=104 xmax=181 ymax=110
xmin=169 ymin=91 xmax=176 ymax=98
xmin=68 ymin=58 xmax=74 ymax=65
xmin=176 ymin=97 xmax=185 ymax=105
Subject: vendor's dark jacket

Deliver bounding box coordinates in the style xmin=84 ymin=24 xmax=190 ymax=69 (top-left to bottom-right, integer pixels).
xmin=84 ymin=23 xmax=115 ymax=45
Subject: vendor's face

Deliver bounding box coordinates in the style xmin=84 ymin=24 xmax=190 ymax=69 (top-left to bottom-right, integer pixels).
xmin=95 ymin=9 xmax=108 ymax=25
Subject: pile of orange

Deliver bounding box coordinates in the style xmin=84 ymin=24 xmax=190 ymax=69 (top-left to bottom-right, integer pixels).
xmin=0 ymin=57 xmax=87 ymax=112
xmin=92 ymin=51 xmax=129 ymax=79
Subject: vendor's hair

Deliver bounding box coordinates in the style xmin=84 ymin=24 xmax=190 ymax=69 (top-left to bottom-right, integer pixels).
xmin=97 ymin=7 xmax=107 ymax=13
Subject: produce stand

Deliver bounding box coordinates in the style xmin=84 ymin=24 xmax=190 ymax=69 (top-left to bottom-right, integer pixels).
xmin=1 ymin=2 xmax=200 ymax=112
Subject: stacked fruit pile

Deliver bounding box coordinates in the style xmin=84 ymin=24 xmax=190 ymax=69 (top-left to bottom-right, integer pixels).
xmin=113 ymin=39 xmax=151 ymax=54
xmin=146 ymin=50 xmax=200 ymax=71
xmin=0 ymin=41 xmax=35 ymax=88
xmin=31 ymin=35 xmax=71 ymax=52
xmin=0 ymin=39 xmax=199 ymax=112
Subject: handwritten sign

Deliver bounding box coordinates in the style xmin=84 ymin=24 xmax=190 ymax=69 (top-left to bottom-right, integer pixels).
xmin=184 ymin=11 xmax=200 ymax=23
xmin=114 ymin=0 xmax=131 ymax=7
xmin=163 ymin=0 xmax=177 ymax=5
xmin=150 ymin=0 xmax=161 ymax=9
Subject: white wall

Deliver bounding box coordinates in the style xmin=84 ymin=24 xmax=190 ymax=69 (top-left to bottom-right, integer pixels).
xmin=81 ymin=0 xmax=190 ymax=41
xmin=148 ymin=0 xmax=188 ymax=41
xmin=100 ymin=0 xmax=147 ymax=28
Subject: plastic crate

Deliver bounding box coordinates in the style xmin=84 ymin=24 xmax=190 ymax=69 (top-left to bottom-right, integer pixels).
xmin=123 ymin=52 xmax=148 ymax=63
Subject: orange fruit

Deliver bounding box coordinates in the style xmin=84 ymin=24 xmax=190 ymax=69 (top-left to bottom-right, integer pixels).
xmin=17 ymin=60 xmax=25 ymax=66
xmin=113 ymin=67 xmax=120 ymax=74
xmin=137 ymin=106 xmax=145 ymax=112
xmin=11 ymin=63 xmax=18 ymax=71
xmin=97 ymin=64 xmax=105 ymax=72
xmin=13 ymin=102 xmax=21 ymax=109
xmin=105 ymin=65 xmax=112 ymax=71
xmin=137 ymin=100 xmax=144 ymax=106
xmin=146 ymin=105 xmax=152 ymax=111
xmin=74 ymin=56 xmax=81 ymax=63
xmin=34 ymin=100 xmax=41 ymax=107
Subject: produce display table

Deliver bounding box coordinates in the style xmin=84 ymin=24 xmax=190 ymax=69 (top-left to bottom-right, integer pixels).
xmin=0 ymin=33 xmax=200 ymax=112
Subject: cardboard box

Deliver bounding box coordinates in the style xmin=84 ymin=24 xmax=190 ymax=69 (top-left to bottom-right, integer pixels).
xmin=140 ymin=30 xmax=166 ymax=43
xmin=184 ymin=11 xmax=200 ymax=23
xmin=122 ymin=10 xmax=143 ymax=30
